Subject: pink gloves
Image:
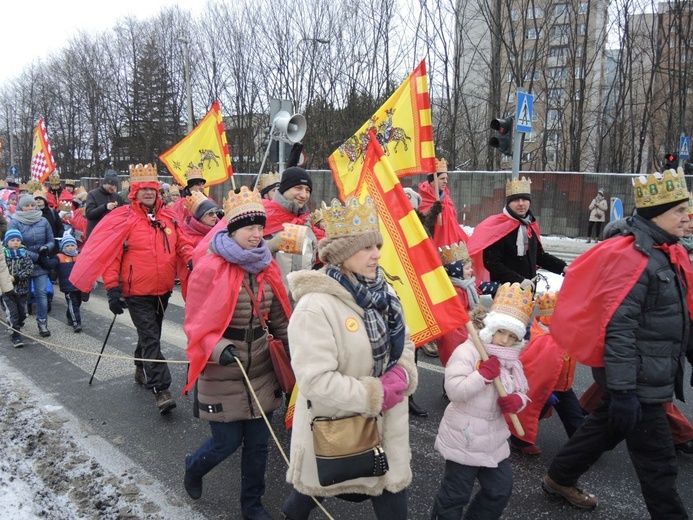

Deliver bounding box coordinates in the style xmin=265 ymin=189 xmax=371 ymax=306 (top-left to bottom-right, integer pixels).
xmin=478 ymin=356 xmax=501 ymax=382
xmin=380 ymin=365 xmax=408 ymax=412
xmin=497 ymin=394 xmax=523 ymax=414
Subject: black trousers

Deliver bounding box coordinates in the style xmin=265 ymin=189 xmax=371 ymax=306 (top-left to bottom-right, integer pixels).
xmin=64 ymin=291 xmax=82 ymax=325
xmin=587 ymin=221 xmax=603 ymax=239
xmin=548 ymin=400 xmax=688 ymax=519
xmin=126 ymin=293 xmax=171 ymax=392
xmin=2 ymin=292 xmax=26 ymax=330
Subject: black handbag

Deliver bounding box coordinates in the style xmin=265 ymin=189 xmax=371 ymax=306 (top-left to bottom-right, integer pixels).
xmin=310 ymin=410 xmax=389 ymax=487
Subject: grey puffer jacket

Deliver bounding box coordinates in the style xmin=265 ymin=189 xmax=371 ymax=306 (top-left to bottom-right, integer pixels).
xmin=195 ymin=272 xmax=290 ymax=423
xmin=594 ymin=215 xmax=689 ymax=403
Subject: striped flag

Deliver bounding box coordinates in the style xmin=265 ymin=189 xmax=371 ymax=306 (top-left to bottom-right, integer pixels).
xmin=30 ymin=118 xmax=56 ymax=183
xmin=159 ymin=101 xmax=233 ymax=187
xmin=328 ymin=60 xmax=436 ymax=199
xmin=356 ymin=131 xmax=469 ymax=346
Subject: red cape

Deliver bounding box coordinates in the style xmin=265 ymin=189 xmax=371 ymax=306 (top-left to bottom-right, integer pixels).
xmin=418 ymin=181 xmax=468 ymax=247
xmin=262 ymin=199 xmax=325 ymax=240
xmin=467 ymin=213 xmax=541 ymax=283
xmin=182 ymin=254 xmax=291 ymax=395
xmin=436 ymin=286 xmax=470 ymax=366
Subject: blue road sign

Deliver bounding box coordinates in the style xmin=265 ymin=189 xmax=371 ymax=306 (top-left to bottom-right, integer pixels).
xmin=516 ymin=92 xmax=534 ymax=133
xmin=610 ymin=197 xmax=623 ymax=221
xmin=680 ymin=136 xmax=690 ymax=160
xmin=9 ymin=166 xmax=18 ymax=176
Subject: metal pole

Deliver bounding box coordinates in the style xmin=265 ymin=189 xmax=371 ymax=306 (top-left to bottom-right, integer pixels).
xmin=256 ymin=119 xmax=277 ymax=186
xmin=9 ymin=106 xmax=15 ymax=169
xmin=89 ymin=314 xmax=118 ymax=385
xmin=680 ymin=132 xmax=685 ymax=169
xmin=179 ymin=38 xmax=193 ymax=133
xmin=512 ymin=89 xmax=524 ymax=181
xmin=293 ymin=37 xmax=330 ymax=114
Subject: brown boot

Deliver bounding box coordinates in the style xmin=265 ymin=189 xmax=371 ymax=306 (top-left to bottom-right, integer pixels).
xmin=155 ymin=390 xmax=176 ymax=414
xmin=542 ymin=475 xmax=598 ymax=509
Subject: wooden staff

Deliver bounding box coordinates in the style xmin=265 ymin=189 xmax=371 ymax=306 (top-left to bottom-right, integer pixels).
xmin=465 ymin=322 xmax=525 ymax=437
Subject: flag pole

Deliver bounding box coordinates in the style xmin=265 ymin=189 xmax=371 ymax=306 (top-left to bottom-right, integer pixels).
xmin=465 ymin=322 xmax=525 ymax=436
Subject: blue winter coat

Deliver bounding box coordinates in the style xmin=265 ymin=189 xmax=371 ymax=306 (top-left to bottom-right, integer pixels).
xmin=8 ymin=217 xmax=55 ymax=276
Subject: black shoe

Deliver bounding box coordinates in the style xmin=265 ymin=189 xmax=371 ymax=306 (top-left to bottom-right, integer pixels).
xmin=37 ymin=319 xmax=51 ymax=337
xmin=73 ymin=323 xmax=82 ymax=333
xmin=11 ymin=332 xmax=23 ymax=348
xmin=408 ymin=396 xmax=428 ymax=417
xmin=184 ymin=454 xmax=202 ymax=500
xmin=242 ymin=511 xmax=274 ymax=520
xmin=155 ymin=390 xmax=176 ymax=414
xmin=134 ymin=366 xmax=147 ymax=386
xmin=675 ymin=440 xmax=693 ymax=454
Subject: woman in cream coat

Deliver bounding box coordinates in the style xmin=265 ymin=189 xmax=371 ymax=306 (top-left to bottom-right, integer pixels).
xmin=281 ymin=197 xmax=417 ymax=520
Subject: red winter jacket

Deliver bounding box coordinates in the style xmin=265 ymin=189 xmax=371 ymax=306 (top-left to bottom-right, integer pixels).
xmin=103 ymin=200 xmax=192 ymax=296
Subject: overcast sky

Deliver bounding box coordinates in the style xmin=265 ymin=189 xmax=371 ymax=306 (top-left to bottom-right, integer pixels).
xmin=0 ymin=0 xmax=200 ymax=84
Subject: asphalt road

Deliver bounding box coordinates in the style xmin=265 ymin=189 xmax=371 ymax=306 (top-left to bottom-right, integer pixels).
xmin=2 ymin=259 xmax=692 ymax=519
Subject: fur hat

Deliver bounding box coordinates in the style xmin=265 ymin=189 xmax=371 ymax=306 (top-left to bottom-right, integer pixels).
xmin=478 ymin=282 xmax=533 ymax=344
xmin=103 ymin=170 xmax=119 ymax=186
xmin=18 ymin=194 xmax=36 ymax=210
xmin=279 ymin=167 xmax=312 ymax=194
xmin=3 ymin=229 xmax=22 ymax=245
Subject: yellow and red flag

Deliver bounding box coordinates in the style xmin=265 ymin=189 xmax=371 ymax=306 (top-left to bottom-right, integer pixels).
xmin=356 ymin=131 xmax=469 ymax=346
xmin=159 ymin=100 xmax=233 ymax=187
xmin=328 ymin=60 xmax=436 ymax=199
xmin=30 ymin=118 xmax=56 ymax=183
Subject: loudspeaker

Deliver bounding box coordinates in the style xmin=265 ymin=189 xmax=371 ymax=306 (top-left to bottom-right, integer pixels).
xmin=273 ymin=111 xmax=307 ymax=143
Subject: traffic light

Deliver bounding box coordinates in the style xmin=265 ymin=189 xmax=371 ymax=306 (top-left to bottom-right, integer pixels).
xmin=489 ymin=116 xmax=514 ymax=156
xmin=664 ymin=153 xmax=678 ymax=170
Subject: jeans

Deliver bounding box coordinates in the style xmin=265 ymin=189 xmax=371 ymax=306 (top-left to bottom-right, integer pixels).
xmin=187 ymin=415 xmax=273 ymax=517
xmin=431 ymin=458 xmax=512 ymax=520
xmin=32 ymin=273 xmax=48 ymax=320
xmin=126 ymin=294 xmax=171 ymax=392
xmin=282 ymin=488 xmax=407 ymax=520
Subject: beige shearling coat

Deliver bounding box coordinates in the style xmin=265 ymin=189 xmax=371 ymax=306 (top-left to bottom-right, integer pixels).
xmin=589 ymin=196 xmax=608 ymax=222
xmin=285 ymin=269 xmax=418 ymax=498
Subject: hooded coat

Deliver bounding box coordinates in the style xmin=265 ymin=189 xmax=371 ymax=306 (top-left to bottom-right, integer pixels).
xmin=285 ymin=269 xmax=417 ymax=498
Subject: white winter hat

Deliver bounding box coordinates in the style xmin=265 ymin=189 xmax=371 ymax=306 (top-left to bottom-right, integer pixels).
xmin=479 ymin=311 xmax=527 ymax=344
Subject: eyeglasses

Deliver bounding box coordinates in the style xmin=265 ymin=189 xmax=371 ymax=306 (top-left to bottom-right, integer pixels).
xmin=204 ymin=209 xmax=220 ymax=217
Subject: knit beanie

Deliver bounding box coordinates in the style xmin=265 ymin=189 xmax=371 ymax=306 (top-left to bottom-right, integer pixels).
xmin=636 ymin=198 xmax=687 ymax=220
xmin=194 ymin=199 xmax=218 ymax=221
xmin=18 ymin=194 xmax=36 ymax=209
xmin=318 ymin=231 xmax=383 ymax=266
xmin=224 ymin=187 xmax=267 ymax=234
xmin=103 ymin=170 xmax=119 ymax=187
xmin=279 ymin=167 xmax=312 ymax=194
xmin=60 ymin=235 xmax=78 ymax=252
xmin=3 ymin=229 xmax=22 ymax=245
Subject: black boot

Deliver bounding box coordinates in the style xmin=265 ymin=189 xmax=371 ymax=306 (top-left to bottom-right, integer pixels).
xmin=408 ymin=395 xmax=428 ymax=417
xmin=37 ymin=319 xmax=51 ymax=337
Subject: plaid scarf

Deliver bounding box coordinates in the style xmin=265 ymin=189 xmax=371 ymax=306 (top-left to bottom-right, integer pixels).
xmin=326 ymin=264 xmax=405 ymax=377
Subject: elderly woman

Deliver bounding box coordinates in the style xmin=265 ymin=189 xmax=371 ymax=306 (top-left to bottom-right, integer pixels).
xmin=281 ymin=197 xmax=418 ymax=520
xmin=182 ymin=187 xmax=291 ymax=520
xmin=8 ymin=194 xmax=55 ymax=337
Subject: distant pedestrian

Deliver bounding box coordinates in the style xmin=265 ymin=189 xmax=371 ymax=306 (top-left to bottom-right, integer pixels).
xmin=587 ymin=188 xmax=608 ymax=243
xmin=57 ymin=235 xmax=82 ymax=333
xmin=84 ymin=170 xmax=125 ymax=237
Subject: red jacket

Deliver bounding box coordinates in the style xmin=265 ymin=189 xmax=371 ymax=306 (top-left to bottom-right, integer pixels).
xmin=102 ymin=200 xmax=192 ymax=296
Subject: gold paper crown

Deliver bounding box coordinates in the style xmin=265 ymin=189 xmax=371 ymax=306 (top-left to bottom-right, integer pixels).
xmin=185 ymin=191 xmax=209 ymax=215
xmin=535 ymin=291 xmax=559 ymax=316
xmin=63 ymin=179 xmax=76 ymax=186
xmin=223 ymin=186 xmax=265 ymax=224
xmin=18 ymin=183 xmax=27 ymax=191
xmin=121 ymin=179 xmax=130 ymax=189
xmin=58 ymin=201 xmax=73 ymax=212
xmin=277 ymin=223 xmax=308 ymax=254
xmin=310 ymin=209 xmax=324 ymax=226
xmin=258 ymin=172 xmax=281 ymax=192
xmin=73 ymin=186 xmax=87 ymax=203
xmin=169 ymin=185 xmax=180 ymax=194
xmin=33 ymin=186 xmax=48 ymax=200
xmin=491 ymin=282 xmax=534 ymax=327
xmin=48 ymin=172 xmax=60 ymax=184
xmin=439 ymin=241 xmax=470 ymax=265
xmin=26 ymin=180 xmax=42 ymax=194
xmin=688 ymin=193 xmax=693 ymax=215
xmin=185 ymin=166 xmax=205 ymax=183
xmin=129 ymin=163 xmax=158 ymax=183
xmin=633 ymin=168 xmax=689 ymax=209
xmin=506 ymin=176 xmax=532 ymax=197
xmin=436 ymin=158 xmax=448 ymax=173
xmin=321 ymin=196 xmax=379 ymax=238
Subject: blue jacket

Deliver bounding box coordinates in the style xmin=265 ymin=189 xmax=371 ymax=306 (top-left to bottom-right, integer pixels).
xmin=57 ymin=253 xmax=78 ymax=293
xmin=8 ymin=217 xmax=55 ymax=276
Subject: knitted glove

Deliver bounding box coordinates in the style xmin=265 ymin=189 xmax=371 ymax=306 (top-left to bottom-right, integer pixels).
xmin=429 ymin=200 xmax=443 ymax=216
xmin=478 ymin=355 xmax=501 ymax=382
xmin=520 ymin=278 xmax=535 ymax=292
xmin=380 ymin=365 xmax=408 ymax=412
xmin=218 ymin=345 xmax=240 ymax=366
xmin=609 ymin=392 xmax=641 ymax=434
xmin=497 ymin=394 xmax=524 ymax=414
xmin=106 ymin=288 xmax=128 ymax=315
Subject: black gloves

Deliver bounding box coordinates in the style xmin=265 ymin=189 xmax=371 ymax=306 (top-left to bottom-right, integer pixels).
xmin=215 ymin=209 xmax=225 ymax=220
xmin=430 ymin=200 xmax=443 ymax=216
xmin=107 ymin=288 xmax=128 ymax=315
xmin=219 ymin=344 xmax=240 ymax=366
xmin=38 ymin=246 xmax=49 ymax=257
xmin=187 ymin=259 xmax=193 ymax=271
xmin=608 ymin=392 xmax=641 ymax=434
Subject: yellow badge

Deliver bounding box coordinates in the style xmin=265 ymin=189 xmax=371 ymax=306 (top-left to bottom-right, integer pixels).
xmin=345 ymin=317 xmax=359 ymax=332
xmin=165 ymin=227 xmax=172 ymax=235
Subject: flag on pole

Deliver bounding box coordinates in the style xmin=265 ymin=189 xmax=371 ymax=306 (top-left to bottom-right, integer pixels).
xmin=328 ymin=60 xmax=436 ymax=199
xmin=355 ymin=131 xmax=469 ymax=346
xmin=30 ymin=118 xmax=56 ymax=183
xmin=159 ymin=101 xmax=233 ymax=187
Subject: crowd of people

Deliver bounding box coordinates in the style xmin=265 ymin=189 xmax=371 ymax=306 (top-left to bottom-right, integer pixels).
xmin=0 ymin=163 xmax=692 ymax=520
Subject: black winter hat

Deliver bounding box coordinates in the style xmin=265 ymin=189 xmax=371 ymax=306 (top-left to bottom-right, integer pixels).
xmin=279 ymin=167 xmax=312 ymax=194
xmin=103 ymin=170 xmax=119 ymax=186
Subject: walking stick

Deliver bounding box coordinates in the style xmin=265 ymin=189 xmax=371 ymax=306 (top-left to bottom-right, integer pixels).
xmin=465 ymin=322 xmax=526 ymax=437
xmin=89 ymin=314 xmax=117 ymax=385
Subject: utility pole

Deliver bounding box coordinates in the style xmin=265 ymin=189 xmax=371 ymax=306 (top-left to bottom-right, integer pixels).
xmin=178 ymin=37 xmax=193 ymax=133
xmin=293 ymin=37 xmax=330 ymax=114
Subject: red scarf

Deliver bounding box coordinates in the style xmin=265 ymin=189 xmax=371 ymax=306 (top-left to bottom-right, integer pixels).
xmin=654 ymin=243 xmax=693 ymax=317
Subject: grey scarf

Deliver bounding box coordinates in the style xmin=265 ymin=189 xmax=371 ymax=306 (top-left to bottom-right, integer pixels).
xmin=451 ymin=276 xmax=479 ymax=309
xmin=13 ymin=210 xmax=43 ymax=225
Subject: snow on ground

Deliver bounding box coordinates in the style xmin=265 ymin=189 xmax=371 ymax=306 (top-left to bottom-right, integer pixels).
xmin=0 ymin=361 xmax=204 ymax=520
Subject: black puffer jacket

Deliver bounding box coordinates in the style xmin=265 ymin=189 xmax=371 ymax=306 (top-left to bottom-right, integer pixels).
xmin=84 ymin=186 xmax=125 ymax=237
xmin=593 ymin=215 xmax=689 ymax=403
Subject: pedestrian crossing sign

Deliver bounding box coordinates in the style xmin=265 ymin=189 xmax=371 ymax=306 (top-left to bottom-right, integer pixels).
xmin=680 ymin=135 xmax=690 ymax=160
xmin=516 ymin=92 xmax=533 ymax=133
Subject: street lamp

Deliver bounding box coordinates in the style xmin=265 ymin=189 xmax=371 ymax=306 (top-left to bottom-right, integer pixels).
xmin=293 ymin=37 xmax=330 ymax=113
xmin=178 ymin=37 xmax=193 ymax=133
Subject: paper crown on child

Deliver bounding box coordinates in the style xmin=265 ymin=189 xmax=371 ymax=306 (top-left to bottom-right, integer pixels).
xmin=185 ymin=165 xmax=206 ymax=184
xmin=439 ymin=241 xmax=470 ymax=266
xmin=321 ymin=196 xmax=379 ymax=238
xmin=129 ymin=163 xmax=158 ymax=183
xmin=480 ymin=282 xmax=534 ymax=341
xmin=185 ymin=190 xmax=209 ymax=215
xmin=58 ymin=201 xmax=73 ymax=213
xmin=310 ymin=208 xmax=324 ymax=226
xmin=506 ymin=176 xmax=532 ymax=198
xmin=633 ymin=168 xmax=689 ymax=209
xmin=535 ymin=291 xmax=559 ymax=316
xmin=257 ymin=172 xmax=281 ymax=194
xmin=223 ymin=186 xmax=265 ymax=233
